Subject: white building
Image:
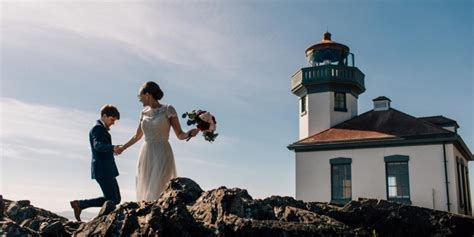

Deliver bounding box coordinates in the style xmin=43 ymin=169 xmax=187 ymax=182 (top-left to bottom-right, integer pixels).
xmin=287 ymin=32 xmax=473 ymax=216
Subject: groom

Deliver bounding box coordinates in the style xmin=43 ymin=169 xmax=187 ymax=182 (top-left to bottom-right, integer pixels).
xmin=70 ymin=104 xmax=122 ymax=222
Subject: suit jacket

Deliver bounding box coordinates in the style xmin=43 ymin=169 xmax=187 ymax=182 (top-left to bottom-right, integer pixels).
xmin=89 ymin=120 xmax=119 ymax=179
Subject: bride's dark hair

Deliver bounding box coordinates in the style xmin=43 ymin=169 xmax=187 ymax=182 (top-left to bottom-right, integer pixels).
xmin=140 ymin=81 xmax=164 ymax=100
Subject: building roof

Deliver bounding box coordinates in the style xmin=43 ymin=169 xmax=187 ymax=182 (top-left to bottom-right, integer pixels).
xmin=298 ymin=108 xmax=451 ymax=144
xmin=372 ymin=96 xmax=392 ymax=102
xmin=288 ymin=108 xmax=473 ymax=160
xmin=418 ymin=115 xmax=459 ymax=129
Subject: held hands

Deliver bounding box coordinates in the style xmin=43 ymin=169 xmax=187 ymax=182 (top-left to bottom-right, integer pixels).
xmin=114 ymin=145 xmax=124 ymax=156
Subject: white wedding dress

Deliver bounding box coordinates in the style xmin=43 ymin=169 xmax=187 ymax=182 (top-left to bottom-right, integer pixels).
xmin=136 ymin=105 xmax=177 ymax=201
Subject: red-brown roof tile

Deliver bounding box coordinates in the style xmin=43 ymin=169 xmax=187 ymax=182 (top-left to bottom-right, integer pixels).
xmin=299 ymin=128 xmax=395 ymax=144
xmin=296 ymin=108 xmax=453 ymax=144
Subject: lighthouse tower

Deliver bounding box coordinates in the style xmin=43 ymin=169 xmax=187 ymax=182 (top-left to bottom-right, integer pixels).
xmin=291 ymin=32 xmax=366 ymax=139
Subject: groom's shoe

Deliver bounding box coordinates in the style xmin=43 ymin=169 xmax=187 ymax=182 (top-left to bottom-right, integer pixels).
xmin=70 ymin=200 xmax=82 ymax=222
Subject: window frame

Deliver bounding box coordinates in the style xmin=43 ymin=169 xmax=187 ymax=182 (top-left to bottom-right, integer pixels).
xmin=384 ymin=155 xmax=411 ymax=204
xmin=330 ymin=157 xmax=352 ymax=204
xmin=300 ymin=95 xmax=307 ymax=116
xmin=334 ymin=92 xmax=347 ymax=112
xmin=456 ymin=157 xmax=464 ymax=209
xmin=457 ymin=157 xmax=471 ymax=215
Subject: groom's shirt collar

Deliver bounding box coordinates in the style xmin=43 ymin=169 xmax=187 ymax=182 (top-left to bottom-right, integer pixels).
xmin=98 ymin=119 xmax=110 ymax=131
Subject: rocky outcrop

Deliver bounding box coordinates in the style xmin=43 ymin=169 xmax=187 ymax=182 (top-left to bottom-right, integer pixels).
xmin=0 ymin=195 xmax=81 ymax=236
xmin=1 ymin=178 xmax=473 ymax=236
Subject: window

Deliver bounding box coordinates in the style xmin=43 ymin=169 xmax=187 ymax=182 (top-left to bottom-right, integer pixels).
xmin=457 ymin=158 xmax=472 ymax=215
xmin=334 ymin=92 xmax=347 ymax=112
xmin=300 ymin=96 xmax=307 ymax=114
xmin=385 ymin=155 xmax=411 ymax=204
xmin=467 ymin=169 xmax=472 ymax=215
xmin=330 ymin=158 xmax=352 ymax=204
xmin=457 ymin=158 xmax=464 ymax=209
xmin=374 ymin=101 xmax=390 ymax=111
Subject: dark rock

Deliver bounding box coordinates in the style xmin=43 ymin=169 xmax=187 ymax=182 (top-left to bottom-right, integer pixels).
xmin=97 ymin=200 xmax=116 ymax=217
xmin=431 ymin=211 xmax=474 ymax=236
xmin=0 ymin=195 xmax=3 ymax=220
xmin=372 ymin=198 xmax=402 ymax=210
xmin=6 ymin=200 xmax=67 ymax=224
xmin=74 ymin=198 xmax=211 ymax=237
xmin=247 ymin=195 xmax=307 ymax=221
xmin=6 ymin=202 xmax=38 ymax=223
xmin=219 ymin=217 xmax=354 ymax=237
xmin=190 ymin=186 xmax=253 ymax=225
xmin=39 ymin=220 xmax=65 ymax=236
xmin=2 ymin=199 xmax=78 ymax=236
xmin=20 ymin=218 xmax=43 ymax=231
xmin=63 ymin=221 xmax=83 ymax=235
xmin=73 ymin=210 xmax=120 ymax=236
xmin=0 ymin=219 xmax=39 ymax=236
xmin=158 ymin=181 xmax=212 ymax=237
xmin=306 ymin=201 xmax=340 ymax=216
xmin=160 ymin=202 xmax=210 ymax=237
xmin=6 ymin=200 xmax=69 ymax=235
xmin=2 ymin=178 xmax=474 ymax=237
xmin=246 ymin=202 xmax=275 ymax=220
xmin=17 ymin=200 xmax=31 ymax=207
xmin=260 ymin=195 xmax=307 ymax=209
xmin=368 ymin=205 xmax=434 ymax=236
xmin=159 ymin=177 xmax=204 ymax=205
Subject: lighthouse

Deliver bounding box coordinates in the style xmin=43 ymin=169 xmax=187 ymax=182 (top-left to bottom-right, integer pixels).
xmin=291 ymin=32 xmax=365 ymax=139
xmin=287 ymin=32 xmax=472 ymax=215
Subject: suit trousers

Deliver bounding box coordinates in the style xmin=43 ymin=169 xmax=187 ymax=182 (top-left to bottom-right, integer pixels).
xmin=78 ymin=177 xmax=121 ymax=209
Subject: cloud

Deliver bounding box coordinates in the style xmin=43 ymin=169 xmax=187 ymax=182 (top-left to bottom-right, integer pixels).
xmin=1 ymin=98 xmax=93 ymax=148
xmin=2 ymin=1 xmax=237 ymax=73
xmin=1 ymin=1 xmax=285 ymax=107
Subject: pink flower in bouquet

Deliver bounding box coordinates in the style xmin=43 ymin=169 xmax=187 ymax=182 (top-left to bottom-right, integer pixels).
xmin=199 ymin=112 xmax=216 ymax=131
xmin=182 ymin=110 xmax=218 ymax=142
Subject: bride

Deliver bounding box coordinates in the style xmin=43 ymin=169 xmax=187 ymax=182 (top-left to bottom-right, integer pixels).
xmin=118 ymin=81 xmax=199 ymax=201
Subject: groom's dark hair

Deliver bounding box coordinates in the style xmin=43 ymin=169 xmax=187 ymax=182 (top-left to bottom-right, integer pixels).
xmin=140 ymin=81 xmax=164 ymax=100
xmin=100 ymin=104 xmax=120 ymax=119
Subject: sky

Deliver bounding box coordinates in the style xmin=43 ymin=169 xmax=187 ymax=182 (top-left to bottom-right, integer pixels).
xmin=0 ymin=0 xmax=472 ymax=214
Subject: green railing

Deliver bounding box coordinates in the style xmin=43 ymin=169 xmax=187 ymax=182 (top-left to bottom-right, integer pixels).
xmin=291 ymin=65 xmax=364 ymax=91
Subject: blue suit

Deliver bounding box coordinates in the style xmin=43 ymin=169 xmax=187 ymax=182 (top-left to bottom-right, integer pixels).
xmin=90 ymin=120 xmax=119 ymax=179
xmin=78 ymin=120 xmax=121 ymax=209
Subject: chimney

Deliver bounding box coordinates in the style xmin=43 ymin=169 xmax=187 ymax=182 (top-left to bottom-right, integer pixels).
xmin=373 ymin=96 xmax=391 ymax=111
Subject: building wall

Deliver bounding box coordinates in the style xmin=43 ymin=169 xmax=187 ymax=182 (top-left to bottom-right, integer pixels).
xmin=299 ymin=95 xmax=309 ymax=139
xmin=299 ymin=92 xmax=357 ymax=139
xmin=295 ymin=144 xmax=463 ymax=213
xmin=306 ymin=92 xmax=331 ymax=138
xmin=445 ymin=144 xmax=458 ymax=213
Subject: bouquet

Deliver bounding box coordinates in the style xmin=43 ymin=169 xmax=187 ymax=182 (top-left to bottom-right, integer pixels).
xmin=182 ymin=110 xmax=218 ymax=142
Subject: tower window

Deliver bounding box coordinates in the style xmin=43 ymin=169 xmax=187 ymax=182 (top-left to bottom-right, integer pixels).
xmin=300 ymin=96 xmax=307 ymax=114
xmin=334 ymin=92 xmax=347 ymax=112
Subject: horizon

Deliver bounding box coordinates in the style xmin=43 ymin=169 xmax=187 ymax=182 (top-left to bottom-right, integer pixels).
xmin=1 ymin=0 xmax=473 ymax=213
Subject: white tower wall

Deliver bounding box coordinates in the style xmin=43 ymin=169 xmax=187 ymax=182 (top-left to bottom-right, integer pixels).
xmin=299 ymin=92 xmax=358 ymax=139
